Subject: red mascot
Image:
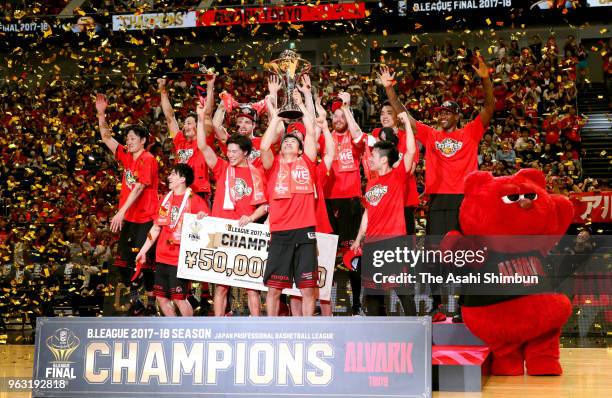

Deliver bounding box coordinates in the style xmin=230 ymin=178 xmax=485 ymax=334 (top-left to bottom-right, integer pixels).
xmin=453 ymin=168 xmax=574 ymax=376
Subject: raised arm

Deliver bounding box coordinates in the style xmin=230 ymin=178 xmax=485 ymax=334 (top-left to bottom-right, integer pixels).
xmin=260 ymin=112 xmax=283 ymax=170
xmin=95 ymin=94 xmax=119 ymax=155
xmin=295 ymin=89 xmax=317 ymax=162
xmin=473 ymin=56 xmax=494 ymax=127
xmin=267 ymin=75 xmax=282 ymax=118
xmin=378 ymin=66 xmax=417 ymax=133
xmin=196 ymin=102 xmax=218 ymax=169
xmin=337 ymin=91 xmax=364 ymax=142
xmin=398 ymin=112 xmax=416 ymax=172
xmin=158 ymin=78 xmax=180 ymax=138
xmin=202 ymin=74 xmax=217 ymax=139
xmin=203 ymin=74 xmax=216 ymax=117
xmin=315 ymin=101 xmax=335 ymax=169
xmin=212 ymin=100 xmax=229 ymax=143
xmin=267 ymin=75 xmax=286 ymax=138
xmin=297 ymin=74 xmax=316 ymax=120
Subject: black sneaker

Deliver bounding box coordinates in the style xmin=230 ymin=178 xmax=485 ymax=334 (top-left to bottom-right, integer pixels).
xmin=130 ymin=300 xmax=145 ymax=316
xmin=452 ymin=313 xmax=463 ymax=323
xmin=144 ymin=305 xmax=157 ymax=316
xmin=187 ymin=296 xmax=200 ymax=310
xmin=198 ymin=300 xmax=212 ymax=316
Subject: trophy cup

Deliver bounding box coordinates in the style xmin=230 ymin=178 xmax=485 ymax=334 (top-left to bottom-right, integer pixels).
xmin=268 ymin=49 xmax=311 ymax=119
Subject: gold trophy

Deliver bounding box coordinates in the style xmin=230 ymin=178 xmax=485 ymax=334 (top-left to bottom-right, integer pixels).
xmin=268 ymin=49 xmax=311 ymax=119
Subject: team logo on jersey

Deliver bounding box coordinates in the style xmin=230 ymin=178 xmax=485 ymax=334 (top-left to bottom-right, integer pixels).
xmin=177 ymin=148 xmax=193 ymax=163
xmin=124 ymin=169 xmax=137 ymax=189
xmin=291 ymin=165 xmax=310 ymax=185
xmin=248 ymin=149 xmax=261 ymax=162
xmin=435 ymin=138 xmax=463 ymax=157
xmin=232 ymin=178 xmax=253 ymax=200
xmin=365 ymin=184 xmax=388 ymax=206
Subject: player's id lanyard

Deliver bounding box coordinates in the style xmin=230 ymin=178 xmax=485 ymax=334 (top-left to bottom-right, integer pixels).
xmin=157 ymin=188 xmax=191 ymax=245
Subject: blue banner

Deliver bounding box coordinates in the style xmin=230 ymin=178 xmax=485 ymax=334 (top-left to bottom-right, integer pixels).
xmin=33 ymin=317 xmax=432 ymax=397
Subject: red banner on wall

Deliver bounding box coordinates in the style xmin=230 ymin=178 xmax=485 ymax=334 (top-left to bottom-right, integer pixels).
xmin=197 ymin=2 xmax=366 ymax=26
xmin=569 ymin=191 xmax=612 ymax=224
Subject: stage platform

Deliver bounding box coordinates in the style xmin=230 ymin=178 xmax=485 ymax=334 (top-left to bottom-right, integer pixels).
xmin=1 ymin=345 xmax=610 ymax=398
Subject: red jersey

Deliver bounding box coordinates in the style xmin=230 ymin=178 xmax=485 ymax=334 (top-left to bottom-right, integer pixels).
xmin=155 ymin=191 xmax=209 ymax=266
xmin=219 ymin=136 xmax=277 ymax=166
xmin=371 ymin=128 xmax=420 ymax=207
xmin=115 ymin=145 xmax=159 ymax=223
xmin=416 ymin=116 xmax=485 ymax=194
xmin=173 ymin=131 xmax=211 ymax=193
xmin=211 ymin=159 xmax=266 ymax=220
xmin=364 ymin=165 xmax=407 ymax=239
xmin=404 ymin=151 xmax=420 ymax=207
xmin=249 ymin=136 xmax=263 ymax=164
xmin=266 ymin=155 xmax=317 ymax=232
xmin=318 ymin=131 xmax=364 ymax=199
xmin=315 ymin=162 xmax=333 ymax=234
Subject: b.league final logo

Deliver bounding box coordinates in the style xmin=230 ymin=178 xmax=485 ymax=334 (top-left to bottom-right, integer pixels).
xmin=44 ymin=328 xmax=80 ymax=379
xmin=188 ymin=220 xmax=203 ymax=241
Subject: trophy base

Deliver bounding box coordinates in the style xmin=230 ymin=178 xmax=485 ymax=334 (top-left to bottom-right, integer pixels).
xmin=278 ymin=109 xmax=303 ymax=120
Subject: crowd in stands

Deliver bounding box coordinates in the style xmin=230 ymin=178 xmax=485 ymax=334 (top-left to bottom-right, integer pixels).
xmin=2 ymin=1 xmax=69 ymax=17
xmin=87 ymin=0 xmax=207 ymax=13
xmin=1 ymin=1 xmax=209 ymax=17
xmin=0 ymin=33 xmax=608 ymax=332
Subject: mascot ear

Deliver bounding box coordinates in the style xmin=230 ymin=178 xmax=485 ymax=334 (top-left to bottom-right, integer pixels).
xmin=515 ymin=168 xmax=546 ymax=189
xmin=464 ymin=171 xmax=494 ymax=195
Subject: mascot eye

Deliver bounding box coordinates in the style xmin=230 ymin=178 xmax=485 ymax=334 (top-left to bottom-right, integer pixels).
xmin=502 ymin=194 xmax=520 ymax=203
xmin=522 ymin=193 xmax=538 ymax=200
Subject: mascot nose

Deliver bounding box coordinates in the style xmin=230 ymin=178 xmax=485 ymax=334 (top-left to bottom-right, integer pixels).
xmin=518 ymin=198 xmax=533 ymax=209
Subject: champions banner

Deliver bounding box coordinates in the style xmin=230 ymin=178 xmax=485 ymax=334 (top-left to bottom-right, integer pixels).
xmin=112 ymin=11 xmax=197 ymax=31
xmin=32 ymin=317 xmax=432 ymax=397
xmin=569 ymin=191 xmax=612 ymax=223
xmin=177 ymin=214 xmax=338 ymax=300
xmin=197 ymin=2 xmax=366 ymax=26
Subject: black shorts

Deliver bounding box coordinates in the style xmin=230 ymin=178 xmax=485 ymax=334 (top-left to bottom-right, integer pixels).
xmin=404 ymin=206 xmax=416 ymax=235
xmin=426 ymin=194 xmax=464 ymax=237
xmin=154 ymin=263 xmax=191 ymax=300
xmin=325 ymin=198 xmax=362 ymax=245
xmin=115 ymin=220 xmax=155 ymax=268
xmin=264 ymin=227 xmax=318 ymax=290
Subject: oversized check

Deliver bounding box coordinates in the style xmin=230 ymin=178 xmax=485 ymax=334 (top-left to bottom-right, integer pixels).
xmin=177 ymin=214 xmax=338 ymax=300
